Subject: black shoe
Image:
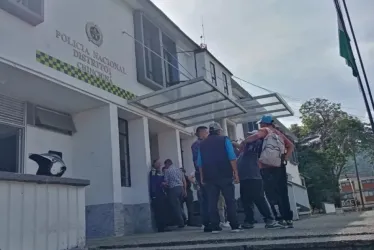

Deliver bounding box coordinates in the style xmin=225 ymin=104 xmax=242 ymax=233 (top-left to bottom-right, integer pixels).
xmin=178 ymin=224 xmax=185 ymax=229
xmin=158 ymin=227 xmax=172 ymax=232
xmin=211 ymin=226 xmax=223 ymax=234
xmin=241 ymin=222 xmax=254 ymax=229
xmin=265 ymin=221 xmax=285 ymax=229
xmin=203 ymin=225 xmax=212 ymax=233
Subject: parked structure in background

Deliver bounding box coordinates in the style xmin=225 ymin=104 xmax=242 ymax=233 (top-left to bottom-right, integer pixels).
xmin=340 ymin=176 xmax=374 ymax=209
xmin=0 ymin=0 xmax=308 ymax=248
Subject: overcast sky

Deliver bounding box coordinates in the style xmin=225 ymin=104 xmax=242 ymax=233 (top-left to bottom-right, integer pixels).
xmin=151 ymin=0 xmax=374 ymax=127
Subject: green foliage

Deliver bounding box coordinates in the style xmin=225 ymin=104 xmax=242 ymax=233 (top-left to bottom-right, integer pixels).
xmin=290 ymin=98 xmax=374 ymax=207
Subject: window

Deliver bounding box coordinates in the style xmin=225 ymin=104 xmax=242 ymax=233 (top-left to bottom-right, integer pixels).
xmin=163 ymin=34 xmax=180 ymax=87
xmin=210 ymin=62 xmax=217 ymax=86
xmin=247 ymin=122 xmax=258 ymax=133
xmin=290 ymin=150 xmax=298 ymax=164
xmin=222 ymin=72 xmax=229 ymax=94
xmin=27 ymin=103 xmax=76 ymax=135
xmin=0 ymin=0 xmax=44 ymax=26
xmin=0 ymin=123 xmax=23 ymax=173
xmin=118 ymin=118 xmax=131 ymax=187
xmin=301 ymin=176 xmax=306 ymax=187
xmin=134 ymin=11 xmax=179 ymax=90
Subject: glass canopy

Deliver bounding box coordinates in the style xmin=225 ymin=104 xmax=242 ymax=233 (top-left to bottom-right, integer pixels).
xmin=231 ymin=93 xmax=294 ymax=124
xmin=128 ymin=77 xmax=247 ymax=127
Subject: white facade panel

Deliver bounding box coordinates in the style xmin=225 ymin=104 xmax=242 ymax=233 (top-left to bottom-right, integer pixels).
xmin=0 ymin=181 xmax=86 ymax=250
xmin=286 ymin=162 xmax=302 ymax=186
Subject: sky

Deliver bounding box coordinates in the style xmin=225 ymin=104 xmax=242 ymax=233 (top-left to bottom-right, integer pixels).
xmin=151 ymin=0 xmax=374 ymax=127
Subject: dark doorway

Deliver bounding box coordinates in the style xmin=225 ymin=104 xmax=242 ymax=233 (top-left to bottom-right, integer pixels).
xmin=0 ymin=123 xmax=21 ymax=172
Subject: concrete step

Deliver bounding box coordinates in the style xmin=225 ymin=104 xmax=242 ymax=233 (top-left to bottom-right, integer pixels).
xmin=88 ymin=234 xmax=374 ymax=250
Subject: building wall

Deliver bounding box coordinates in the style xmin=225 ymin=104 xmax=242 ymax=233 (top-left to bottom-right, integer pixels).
xmin=0 ymin=0 xmax=198 ymax=121
xmin=203 ymin=52 xmax=233 ymax=97
xmin=286 ymin=162 xmax=302 ymax=186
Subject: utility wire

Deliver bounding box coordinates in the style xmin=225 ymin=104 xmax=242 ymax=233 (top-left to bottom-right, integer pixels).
xmin=121 ymin=28 xmax=367 ymax=118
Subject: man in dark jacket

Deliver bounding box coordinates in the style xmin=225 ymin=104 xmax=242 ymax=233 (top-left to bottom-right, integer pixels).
xmin=196 ymin=122 xmax=241 ymax=233
xmin=191 ymin=126 xmax=210 ymax=231
xmin=149 ymin=159 xmax=170 ymax=232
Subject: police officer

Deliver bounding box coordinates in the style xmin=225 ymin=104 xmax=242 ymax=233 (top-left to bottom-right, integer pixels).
xmin=149 ymin=159 xmax=170 ymax=232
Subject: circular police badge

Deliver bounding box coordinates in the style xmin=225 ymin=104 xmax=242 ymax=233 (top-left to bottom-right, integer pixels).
xmin=86 ymin=22 xmax=103 ymax=47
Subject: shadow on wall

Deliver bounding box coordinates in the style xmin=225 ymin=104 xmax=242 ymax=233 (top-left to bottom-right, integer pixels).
xmin=28 ymin=150 xmax=67 ymax=177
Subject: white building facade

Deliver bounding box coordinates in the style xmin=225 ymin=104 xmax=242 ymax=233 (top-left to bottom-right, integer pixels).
xmin=0 ymin=0 xmax=302 ymax=241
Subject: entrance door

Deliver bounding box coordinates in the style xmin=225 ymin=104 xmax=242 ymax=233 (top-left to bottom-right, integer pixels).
xmin=0 ymin=123 xmax=22 ymax=172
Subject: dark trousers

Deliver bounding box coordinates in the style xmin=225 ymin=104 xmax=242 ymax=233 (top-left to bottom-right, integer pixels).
xmin=151 ymin=194 xmax=168 ymax=231
xmin=261 ymin=167 xmax=293 ymax=221
xmin=205 ymin=179 xmax=239 ymax=229
xmin=167 ymin=186 xmax=185 ymax=227
xmin=182 ymin=189 xmax=194 ymax=224
xmin=240 ymin=179 xmax=274 ymax=223
xmin=196 ymin=172 xmax=210 ymax=226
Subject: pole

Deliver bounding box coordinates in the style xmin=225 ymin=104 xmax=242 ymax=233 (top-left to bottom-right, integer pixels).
xmin=334 ymin=0 xmax=374 ymax=133
xmin=341 ymin=0 xmax=374 ymax=112
xmin=352 ymin=146 xmax=365 ymax=209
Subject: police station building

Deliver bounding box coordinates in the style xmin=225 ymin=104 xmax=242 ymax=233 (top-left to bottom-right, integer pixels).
xmin=0 ymin=0 xmax=307 ymax=247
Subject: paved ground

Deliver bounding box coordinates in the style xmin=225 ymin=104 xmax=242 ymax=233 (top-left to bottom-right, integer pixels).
xmin=88 ymin=211 xmax=374 ymax=249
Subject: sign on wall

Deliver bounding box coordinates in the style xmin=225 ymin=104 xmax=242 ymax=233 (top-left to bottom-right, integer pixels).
xmin=36 ymin=22 xmax=136 ymax=100
xmin=55 ymin=23 xmax=126 ymax=84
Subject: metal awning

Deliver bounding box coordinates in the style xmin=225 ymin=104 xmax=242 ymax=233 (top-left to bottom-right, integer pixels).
xmin=231 ymin=93 xmax=294 ymax=124
xmin=129 ymin=77 xmax=246 ymax=127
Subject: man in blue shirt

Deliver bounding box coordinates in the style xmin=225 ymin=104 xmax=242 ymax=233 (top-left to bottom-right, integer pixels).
xmin=197 ymin=122 xmax=241 ymax=233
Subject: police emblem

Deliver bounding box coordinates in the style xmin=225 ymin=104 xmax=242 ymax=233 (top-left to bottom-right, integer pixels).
xmin=85 ymin=22 xmax=103 ymax=47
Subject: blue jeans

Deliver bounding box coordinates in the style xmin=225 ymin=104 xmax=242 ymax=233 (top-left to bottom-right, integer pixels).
xmin=196 ymin=172 xmax=209 ymax=226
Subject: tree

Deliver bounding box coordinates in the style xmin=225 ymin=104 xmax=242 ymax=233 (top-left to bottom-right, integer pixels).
xmin=290 ymin=98 xmax=374 ymax=207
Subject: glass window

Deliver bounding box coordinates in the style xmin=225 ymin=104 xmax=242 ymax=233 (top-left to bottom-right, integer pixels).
xmin=0 ymin=0 xmax=44 ymax=26
xmin=118 ymin=118 xmax=131 ymax=187
xmin=163 ymin=34 xmax=180 ymax=87
xmin=0 ymin=123 xmax=22 ymax=173
xmin=134 ymin=12 xmax=179 ymax=90
xmin=222 ymin=72 xmax=228 ymax=94
xmin=210 ymin=62 xmax=217 ymax=86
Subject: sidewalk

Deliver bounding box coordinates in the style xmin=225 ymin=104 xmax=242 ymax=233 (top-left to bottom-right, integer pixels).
xmin=88 ymin=211 xmax=374 ymax=249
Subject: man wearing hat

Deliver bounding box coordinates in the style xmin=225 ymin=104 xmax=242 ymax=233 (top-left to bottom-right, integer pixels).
xmin=237 ymin=130 xmax=284 ymax=229
xmin=244 ymin=115 xmax=295 ymax=228
xmin=196 ymin=122 xmax=241 ymax=233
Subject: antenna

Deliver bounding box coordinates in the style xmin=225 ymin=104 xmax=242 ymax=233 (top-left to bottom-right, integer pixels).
xmin=200 ymin=16 xmax=207 ymax=49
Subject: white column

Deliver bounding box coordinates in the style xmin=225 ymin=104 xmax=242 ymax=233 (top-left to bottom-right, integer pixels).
xmin=126 ymin=117 xmax=151 ymax=204
xmin=158 ymin=129 xmax=182 ymax=168
xmin=221 ymin=118 xmax=228 ymax=136
xmin=124 ymin=117 xmax=153 ymax=233
xmin=72 ymin=103 xmax=121 ymax=205
xmin=181 ymin=136 xmax=195 ymax=174
xmin=72 ymin=103 xmax=123 ymax=238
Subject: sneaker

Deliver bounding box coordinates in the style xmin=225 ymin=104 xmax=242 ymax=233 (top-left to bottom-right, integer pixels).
xmin=286 ymin=220 xmax=294 ymax=228
xmin=212 ymin=226 xmax=223 ymax=234
xmin=220 ymin=222 xmax=231 ymax=228
xmin=241 ymin=222 xmax=254 ymax=229
xmin=279 ymin=220 xmax=293 ymax=228
xmin=265 ymin=221 xmax=285 ymax=229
